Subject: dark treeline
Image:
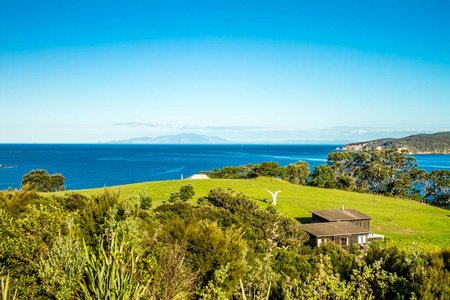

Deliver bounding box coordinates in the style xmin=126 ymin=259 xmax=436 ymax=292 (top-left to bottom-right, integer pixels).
xmin=1 ymin=188 xmax=450 ymax=299
xmin=206 ymin=149 xmax=450 ymax=207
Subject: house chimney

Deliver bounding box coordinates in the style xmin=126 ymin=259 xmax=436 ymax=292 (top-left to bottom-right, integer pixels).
xmin=341 ymin=204 xmax=344 ymax=210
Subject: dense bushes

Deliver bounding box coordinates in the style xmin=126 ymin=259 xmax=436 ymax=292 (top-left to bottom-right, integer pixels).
xmin=1 ymin=187 xmax=450 ymax=299
xmin=0 ymin=204 xmax=67 ymax=298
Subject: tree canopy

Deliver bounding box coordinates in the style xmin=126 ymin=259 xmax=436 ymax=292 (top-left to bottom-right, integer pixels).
xmin=21 ymin=169 xmax=66 ymax=192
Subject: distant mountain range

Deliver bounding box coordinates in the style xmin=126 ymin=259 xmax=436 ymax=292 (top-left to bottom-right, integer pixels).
xmin=342 ymin=131 xmax=450 ymax=154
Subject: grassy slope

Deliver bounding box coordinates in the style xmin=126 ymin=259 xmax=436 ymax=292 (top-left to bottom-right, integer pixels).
xmin=63 ymin=178 xmax=450 ymax=251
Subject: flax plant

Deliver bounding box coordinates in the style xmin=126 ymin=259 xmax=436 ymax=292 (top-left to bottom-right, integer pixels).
xmin=0 ymin=273 xmax=17 ymax=300
xmin=78 ymin=234 xmax=147 ymax=300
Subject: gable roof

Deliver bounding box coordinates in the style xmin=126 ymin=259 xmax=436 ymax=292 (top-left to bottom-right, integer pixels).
xmin=309 ymin=208 xmax=372 ymax=222
xmin=301 ymin=221 xmax=370 ymax=237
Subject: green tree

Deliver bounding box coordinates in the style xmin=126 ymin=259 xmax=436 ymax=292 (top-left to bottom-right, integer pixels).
xmin=209 ymin=165 xmax=253 ymax=179
xmin=424 ymin=170 xmax=450 ymax=205
xmin=309 ymin=165 xmax=337 ymax=189
xmin=168 ymin=184 xmax=195 ymax=203
xmin=179 ymin=184 xmax=195 ymax=201
xmin=313 ymin=150 xmax=421 ymax=198
xmin=250 ymin=162 xmax=284 ymax=178
xmin=21 ymin=169 xmax=66 ymax=192
xmin=283 ymin=161 xmax=310 ymax=185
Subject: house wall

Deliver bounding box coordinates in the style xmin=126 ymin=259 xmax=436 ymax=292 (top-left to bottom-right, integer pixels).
xmin=308 ymin=233 xmax=369 ymax=249
xmin=350 ymin=219 xmax=371 ymax=230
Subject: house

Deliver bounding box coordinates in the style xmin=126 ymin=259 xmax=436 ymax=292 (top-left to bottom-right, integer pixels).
xmin=301 ymin=221 xmax=370 ymax=249
xmin=301 ymin=206 xmax=383 ymax=249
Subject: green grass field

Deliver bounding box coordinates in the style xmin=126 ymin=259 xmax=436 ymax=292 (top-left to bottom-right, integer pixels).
xmin=59 ymin=177 xmax=450 ymax=251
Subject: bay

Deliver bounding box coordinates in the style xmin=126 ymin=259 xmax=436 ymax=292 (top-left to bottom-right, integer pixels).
xmin=0 ymin=144 xmax=449 ymax=190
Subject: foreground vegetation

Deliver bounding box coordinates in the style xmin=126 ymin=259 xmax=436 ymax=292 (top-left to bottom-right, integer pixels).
xmin=3 ymin=148 xmax=448 ymax=298
xmin=1 ymin=186 xmax=450 ymax=299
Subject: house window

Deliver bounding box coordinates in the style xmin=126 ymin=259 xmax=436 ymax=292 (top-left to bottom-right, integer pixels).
xmin=358 ymin=235 xmax=367 ymax=244
xmin=340 ymin=237 xmax=348 ymax=246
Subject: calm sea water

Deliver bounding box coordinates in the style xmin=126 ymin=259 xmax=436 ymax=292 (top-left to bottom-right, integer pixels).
xmin=0 ymin=144 xmax=449 ymax=190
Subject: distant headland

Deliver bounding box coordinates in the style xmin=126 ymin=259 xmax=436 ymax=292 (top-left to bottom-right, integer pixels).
xmin=341 ymin=131 xmax=450 ymax=154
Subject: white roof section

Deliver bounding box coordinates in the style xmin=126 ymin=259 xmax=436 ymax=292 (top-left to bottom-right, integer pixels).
xmin=185 ymin=174 xmax=210 ymax=180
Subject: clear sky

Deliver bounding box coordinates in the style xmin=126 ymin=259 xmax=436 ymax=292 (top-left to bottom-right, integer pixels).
xmin=1 ymin=0 xmax=449 ymax=143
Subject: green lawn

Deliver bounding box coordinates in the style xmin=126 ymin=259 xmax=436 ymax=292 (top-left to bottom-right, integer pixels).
xmin=58 ymin=177 xmax=450 ymax=251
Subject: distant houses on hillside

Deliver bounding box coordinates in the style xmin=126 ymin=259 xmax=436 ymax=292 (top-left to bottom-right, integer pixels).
xmin=301 ymin=206 xmax=384 ymax=249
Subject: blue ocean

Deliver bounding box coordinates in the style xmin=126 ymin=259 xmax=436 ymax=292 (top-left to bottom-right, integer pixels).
xmin=0 ymin=144 xmax=449 ymax=190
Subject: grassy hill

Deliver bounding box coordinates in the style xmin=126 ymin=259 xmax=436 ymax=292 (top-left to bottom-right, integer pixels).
xmin=60 ymin=178 xmax=450 ymax=251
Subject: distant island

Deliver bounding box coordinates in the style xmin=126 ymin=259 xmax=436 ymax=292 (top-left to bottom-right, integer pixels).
xmin=104 ymin=133 xmax=230 ymax=144
xmin=103 ymin=133 xmax=353 ymax=145
xmin=342 ymin=131 xmax=450 ymax=154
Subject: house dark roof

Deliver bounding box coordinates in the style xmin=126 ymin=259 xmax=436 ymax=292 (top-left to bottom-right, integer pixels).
xmin=309 ymin=208 xmax=372 ymax=221
xmin=300 ymin=221 xmax=370 ymax=237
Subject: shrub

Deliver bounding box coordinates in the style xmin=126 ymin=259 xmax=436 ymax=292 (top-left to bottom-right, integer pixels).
xmin=78 ymin=189 xmax=120 ymax=245
xmin=37 ymin=228 xmax=87 ymax=299
xmin=207 ymin=188 xmax=308 ymax=252
xmin=0 ymin=205 xmax=67 ymax=299
xmin=162 ymin=217 xmax=247 ymax=293
xmin=63 ymin=193 xmax=89 ymax=211
xmin=0 ymin=189 xmax=49 ymax=217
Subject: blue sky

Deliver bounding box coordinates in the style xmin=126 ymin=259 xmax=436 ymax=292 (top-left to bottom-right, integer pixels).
xmin=1 ymin=0 xmax=449 ymax=143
